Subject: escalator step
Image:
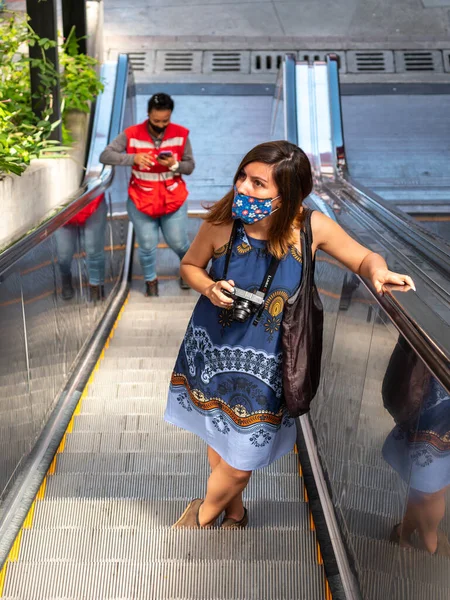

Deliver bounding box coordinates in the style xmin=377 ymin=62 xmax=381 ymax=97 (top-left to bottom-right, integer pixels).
xmin=3 ymin=559 xmax=325 ymax=600
xmin=90 ymin=369 xmax=174 ymax=384
xmin=85 ymin=382 xmax=174 ymax=399
xmin=32 ymin=499 xmax=311 ymax=530
xmin=54 ymin=451 xmax=299 ymax=476
xmin=63 ymin=430 xmax=206 ymax=453
xmin=99 ymin=357 xmax=176 ymax=370
xmin=44 ymin=472 xmax=304 ymax=501
xmin=360 ymin=569 xmax=450 ymax=600
xmin=18 ymin=528 xmax=317 ymax=562
xmin=352 ymin=534 xmax=450 ymax=587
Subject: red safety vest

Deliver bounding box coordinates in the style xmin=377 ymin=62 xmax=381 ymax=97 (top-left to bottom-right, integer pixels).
xmin=126 ymin=121 xmax=189 ymax=218
xmin=66 ymin=193 xmax=104 ymax=226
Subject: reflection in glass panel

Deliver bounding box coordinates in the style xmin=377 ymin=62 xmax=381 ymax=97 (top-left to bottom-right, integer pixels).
xmin=0 ymin=196 xmax=129 ymax=503
xmin=0 ymin=64 xmax=135 ymax=504
xmin=20 ymin=239 xmax=63 ymax=442
xmin=310 ymin=252 xmax=450 ymax=599
xmin=0 ymin=269 xmax=30 ymax=498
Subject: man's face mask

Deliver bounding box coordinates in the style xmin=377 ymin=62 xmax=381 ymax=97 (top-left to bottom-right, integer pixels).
xmin=149 ymin=122 xmax=166 ymax=134
xmin=232 ymin=185 xmax=280 ymax=224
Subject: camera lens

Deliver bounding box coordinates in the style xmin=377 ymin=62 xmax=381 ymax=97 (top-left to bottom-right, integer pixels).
xmin=232 ymin=300 xmax=253 ymax=322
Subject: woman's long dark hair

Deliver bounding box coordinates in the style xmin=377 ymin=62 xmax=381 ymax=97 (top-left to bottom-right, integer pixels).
xmin=205 ymin=141 xmax=313 ymax=259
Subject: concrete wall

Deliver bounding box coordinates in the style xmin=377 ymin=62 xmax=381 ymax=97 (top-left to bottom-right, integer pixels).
xmin=0 ymin=0 xmax=104 ymax=250
xmin=0 ymin=112 xmax=89 ymax=249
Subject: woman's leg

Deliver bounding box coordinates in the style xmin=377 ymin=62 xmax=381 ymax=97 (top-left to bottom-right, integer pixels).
xmin=207 ymin=446 xmax=245 ymax=521
xmin=400 ymin=487 xmax=448 ymax=553
xmin=198 ymin=456 xmax=251 ymax=526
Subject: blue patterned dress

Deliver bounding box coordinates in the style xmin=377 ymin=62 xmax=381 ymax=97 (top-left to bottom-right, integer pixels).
xmin=164 ymin=222 xmax=302 ymax=471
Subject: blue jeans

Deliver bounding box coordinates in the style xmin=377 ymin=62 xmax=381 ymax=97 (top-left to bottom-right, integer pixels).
xmin=55 ymin=200 xmax=107 ymax=285
xmin=127 ymin=198 xmax=190 ymax=282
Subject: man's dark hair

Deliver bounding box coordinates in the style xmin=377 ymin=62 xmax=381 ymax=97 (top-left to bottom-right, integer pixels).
xmin=148 ymin=93 xmax=174 ymax=113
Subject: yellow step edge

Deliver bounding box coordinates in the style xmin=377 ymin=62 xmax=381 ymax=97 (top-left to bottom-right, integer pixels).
xmin=8 ymin=530 xmax=22 ymax=562
xmin=325 ymin=579 xmax=332 ymax=600
xmin=57 ymin=434 xmax=66 ymax=454
xmin=293 ymin=444 xmax=298 ymax=454
xmin=303 ymin=487 xmax=309 ymax=503
xmin=310 ymin=511 xmax=315 ymax=531
xmin=317 ymin=542 xmax=323 ymax=565
xmin=36 ymin=478 xmax=47 ymax=500
xmin=66 ymin=416 xmax=75 ymax=434
xmin=23 ymin=502 xmax=36 ymax=529
xmin=48 ymin=454 xmax=58 ymax=475
xmin=0 ymin=563 xmax=7 ymax=596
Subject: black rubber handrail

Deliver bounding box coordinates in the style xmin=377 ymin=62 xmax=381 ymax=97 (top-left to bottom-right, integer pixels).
xmin=0 ymin=54 xmax=129 ymax=278
xmin=340 ymin=177 xmax=450 ymax=274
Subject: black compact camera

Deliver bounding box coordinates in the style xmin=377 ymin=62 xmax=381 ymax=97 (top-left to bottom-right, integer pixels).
xmin=222 ymin=286 xmax=265 ymax=323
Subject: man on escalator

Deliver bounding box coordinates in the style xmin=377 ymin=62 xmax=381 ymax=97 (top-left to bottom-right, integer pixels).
xmin=55 ymin=193 xmax=107 ymax=302
xmin=100 ymin=93 xmax=195 ymax=297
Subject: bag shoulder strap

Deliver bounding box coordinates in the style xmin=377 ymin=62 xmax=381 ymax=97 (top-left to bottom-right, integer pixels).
xmin=302 ymin=207 xmax=313 ymax=248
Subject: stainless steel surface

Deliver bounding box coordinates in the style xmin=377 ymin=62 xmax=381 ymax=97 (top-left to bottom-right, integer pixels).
xmin=309 ymin=252 xmax=450 ymax=599
xmin=0 ymin=55 xmax=134 ymax=508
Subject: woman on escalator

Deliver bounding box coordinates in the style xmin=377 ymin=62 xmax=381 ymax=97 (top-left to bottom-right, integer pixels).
xmin=382 ymin=339 xmax=450 ymax=556
xmin=165 ymin=140 xmax=415 ymax=529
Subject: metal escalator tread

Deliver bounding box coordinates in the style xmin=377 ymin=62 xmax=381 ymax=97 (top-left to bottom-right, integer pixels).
xmin=4 ymin=560 xmax=324 ymax=599
xmin=2 ymin=289 xmax=326 ymax=600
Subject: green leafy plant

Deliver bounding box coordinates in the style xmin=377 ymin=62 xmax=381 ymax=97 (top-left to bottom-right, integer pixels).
xmin=60 ymin=26 xmax=104 ymax=114
xmin=0 ymin=12 xmax=103 ymax=176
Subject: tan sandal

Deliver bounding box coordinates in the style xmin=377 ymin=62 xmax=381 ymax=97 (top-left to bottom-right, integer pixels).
xmin=221 ymin=507 xmax=248 ymax=529
xmin=172 ymin=498 xmax=215 ymax=529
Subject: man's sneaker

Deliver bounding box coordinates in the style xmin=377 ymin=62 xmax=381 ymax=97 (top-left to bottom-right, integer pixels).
xmin=61 ymin=274 xmax=74 ymax=300
xmin=179 ymin=277 xmax=190 ymax=290
xmin=89 ymin=284 xmax=105 ymax=303
xmin=145 ymin=279 xmax=159 ymax=297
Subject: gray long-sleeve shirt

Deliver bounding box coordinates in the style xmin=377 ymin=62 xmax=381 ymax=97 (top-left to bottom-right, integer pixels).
xmin=99 ymin=130 xmax=195 ymax=176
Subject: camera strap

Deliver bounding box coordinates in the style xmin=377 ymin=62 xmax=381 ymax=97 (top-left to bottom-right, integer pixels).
xmin=252 ymin=255 xmax=279 ymax=326
xmin=221 ymin=220 xmax=280 ymax=327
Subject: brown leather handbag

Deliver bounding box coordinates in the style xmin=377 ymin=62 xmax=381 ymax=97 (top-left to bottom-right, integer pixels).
xmin=281 ymin=208 xmax=324 ymax=417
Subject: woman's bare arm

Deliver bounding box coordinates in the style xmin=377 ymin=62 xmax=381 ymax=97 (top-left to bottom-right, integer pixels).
xmin=180 ymin=222 xmax=235 ymax=306
xmin=311 ymin=211 xmax=415 ymax=293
